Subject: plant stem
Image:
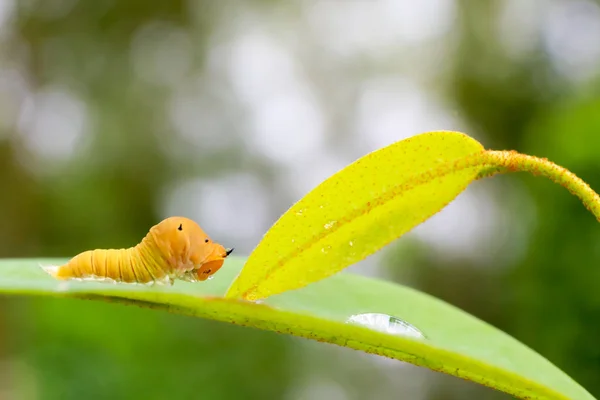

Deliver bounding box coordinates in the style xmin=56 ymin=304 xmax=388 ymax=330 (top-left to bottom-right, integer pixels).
xmin=475 ymin=150 xmax=600 ymax=222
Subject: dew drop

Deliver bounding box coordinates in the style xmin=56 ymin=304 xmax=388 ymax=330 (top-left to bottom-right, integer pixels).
xmin=346 ymin=313 xmax=425 ymax=339
xmin=324 ymin=220 xmax=336 ymax=230
xmin=320 ymin=245 xmax=332 ymax=254
xmin=348 ymin=241 xmax=354 ymax=247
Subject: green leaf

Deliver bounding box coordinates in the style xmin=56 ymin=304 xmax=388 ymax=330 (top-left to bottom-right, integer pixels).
xmin=226 ymin=131 xmax=485 ymax=301
xmin=1 ymin=257 xmax=593 ymax=400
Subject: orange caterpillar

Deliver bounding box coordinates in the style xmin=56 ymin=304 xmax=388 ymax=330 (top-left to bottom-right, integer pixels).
xmin=42 ymin=216 xmax=233 ymax=285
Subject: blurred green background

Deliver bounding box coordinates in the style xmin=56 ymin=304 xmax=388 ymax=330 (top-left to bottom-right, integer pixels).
xmin=0 ymin=0 xmax=599 ymax=399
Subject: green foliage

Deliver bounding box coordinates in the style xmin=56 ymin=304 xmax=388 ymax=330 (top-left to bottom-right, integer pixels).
xmin=226 ymin=131 xmax=484 ymax=300
xmin=3 ymin=131 xmax=600 ymax=399
xmin=227 ymin=132 xmax=600 ymax=303
xmin=0 ymin=257 xmax=593 ymax=400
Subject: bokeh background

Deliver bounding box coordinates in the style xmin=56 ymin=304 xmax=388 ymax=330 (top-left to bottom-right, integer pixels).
xmin=0 ymin=0 xmax=599 ymax=399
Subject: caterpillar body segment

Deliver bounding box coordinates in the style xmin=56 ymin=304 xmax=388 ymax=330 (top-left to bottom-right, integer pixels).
xmin=42 ymin=217 xmax=233 ymax=285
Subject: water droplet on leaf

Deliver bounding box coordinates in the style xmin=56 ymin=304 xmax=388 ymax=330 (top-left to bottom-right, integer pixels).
xmin=346 ymin=313 xmax=425 ymax=339
xmin=324 ymin=221 xmax=336 ymax=229
xmin=321 ymin=245 xmax=332 ymax=254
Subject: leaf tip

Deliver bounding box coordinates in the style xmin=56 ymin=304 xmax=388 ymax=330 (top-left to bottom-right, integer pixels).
xmin=224 ymin=281 xmax=243 ymax=299
xmin=224 ymin=280 xmax=263 ymax=301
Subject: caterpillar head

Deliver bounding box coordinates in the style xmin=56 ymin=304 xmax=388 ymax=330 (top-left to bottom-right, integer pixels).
xmin=150 ymin=216 xmax=233 ymax=281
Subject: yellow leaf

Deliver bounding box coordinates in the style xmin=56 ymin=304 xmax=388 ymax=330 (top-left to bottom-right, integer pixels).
xmin=226 ymin=131 xmax=485 ymax=301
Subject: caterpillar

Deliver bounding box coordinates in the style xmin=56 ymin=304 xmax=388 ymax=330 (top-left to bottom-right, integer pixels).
xmin=41 ymin=216 xmax=233 ymax=286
